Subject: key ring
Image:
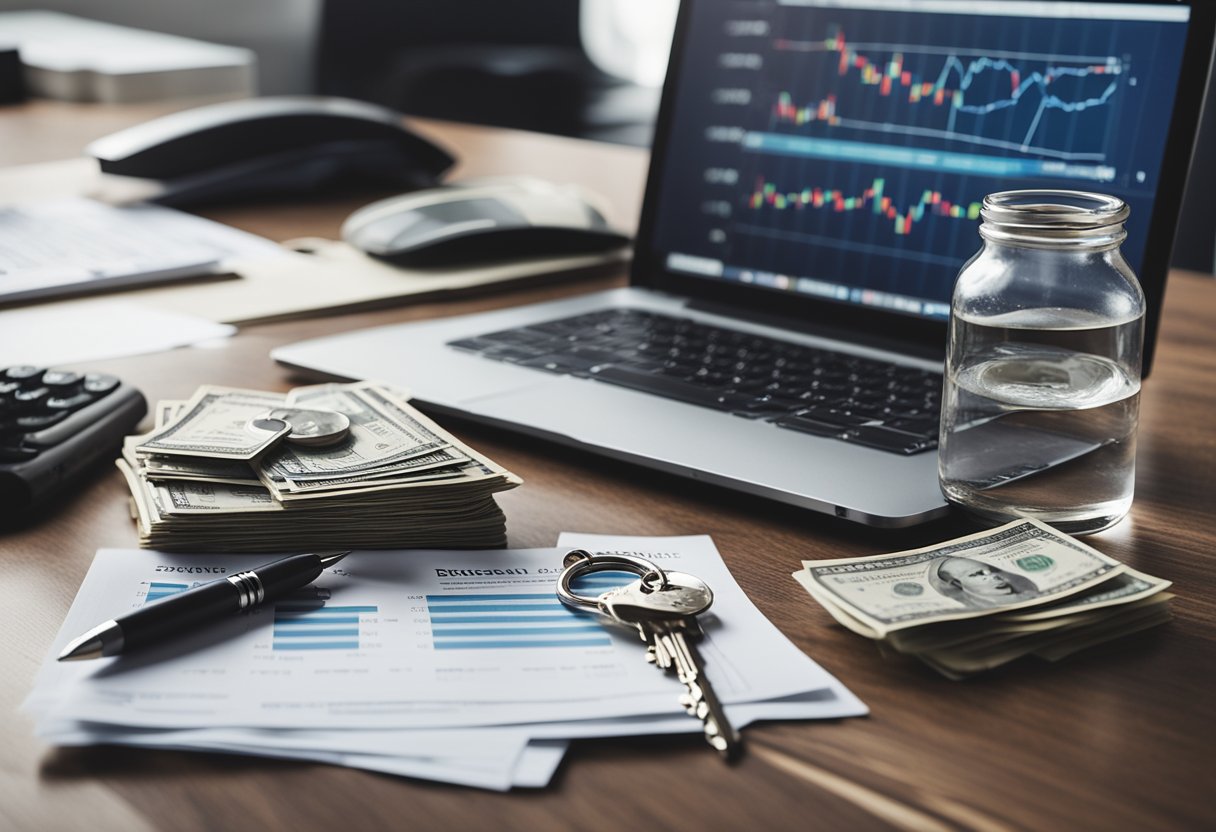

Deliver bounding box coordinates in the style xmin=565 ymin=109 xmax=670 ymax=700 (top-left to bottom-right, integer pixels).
xmin=555 ymin=549 xmax=669 ymax=612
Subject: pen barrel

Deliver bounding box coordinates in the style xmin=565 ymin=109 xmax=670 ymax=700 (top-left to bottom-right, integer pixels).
xmin=254 ymin=557 xmax=324 ymax=600
xmin=121 ymin=580 xmax=240 ymax=652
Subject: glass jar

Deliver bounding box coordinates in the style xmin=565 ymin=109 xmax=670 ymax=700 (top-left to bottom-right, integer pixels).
xmin=938 ymin=190 xmax=1144 ymax=535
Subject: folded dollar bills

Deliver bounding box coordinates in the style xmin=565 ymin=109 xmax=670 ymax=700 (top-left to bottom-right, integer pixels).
xmin=793 ymin=520 xmax=1172 ymax=678
xmin=118 ymin=381 xmax=521 ymax=551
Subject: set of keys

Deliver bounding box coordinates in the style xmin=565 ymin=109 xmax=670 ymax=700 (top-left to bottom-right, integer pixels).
xmin=556 ymin=549 xmax=742 ymax=760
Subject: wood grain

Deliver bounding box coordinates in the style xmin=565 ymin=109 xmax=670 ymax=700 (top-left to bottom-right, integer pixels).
xmin=0 ymin=102 xmax=1213 ymax=832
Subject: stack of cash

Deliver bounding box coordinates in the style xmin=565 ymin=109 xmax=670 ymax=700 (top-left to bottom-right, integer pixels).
xmin=117 ymin=381 xmax=521 ymax=552
xmin=793 ymin=520 xmax=1173 ymax=678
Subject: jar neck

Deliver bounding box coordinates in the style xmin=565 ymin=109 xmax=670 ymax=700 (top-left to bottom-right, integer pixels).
xmin=979 ymin=190 xmax=1129 ymax=252
xmin=978 ymin=222 xmax=1127 ymax=252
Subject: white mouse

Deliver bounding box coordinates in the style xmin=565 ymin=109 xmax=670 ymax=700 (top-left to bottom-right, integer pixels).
xmin=341 ymin=176 xmax=630 ymax=265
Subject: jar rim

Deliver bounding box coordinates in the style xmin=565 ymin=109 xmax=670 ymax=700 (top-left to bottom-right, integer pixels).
xmin=979 ymin=190 xmax=1128 ymax=249
xmin=981 ymin=190 xmax=1129 ymax=228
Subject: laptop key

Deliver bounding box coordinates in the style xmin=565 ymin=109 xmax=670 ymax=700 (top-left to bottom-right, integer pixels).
xmin=774 ymin=414 xmax=848 ymax=438
xmin=518 ymin=347 xmax=626 ymax=375
xmin=886 ymin=416 xmax=940 ymax=436
xmin=797 ymin=405 xmax=873 ymax=427
xmin=842 ymin=425 xmax=938 ymax=455
xmin=483 ymin=346 xmax=549 ymax=363
xmin=447 ymin=337 xmax=498 ymax=353
xmin=590 ymin=366 xmax=743 ymax=411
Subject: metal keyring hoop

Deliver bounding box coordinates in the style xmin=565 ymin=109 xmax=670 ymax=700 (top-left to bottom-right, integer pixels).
xmin=555 ymin=549 xmax=668 ymax=611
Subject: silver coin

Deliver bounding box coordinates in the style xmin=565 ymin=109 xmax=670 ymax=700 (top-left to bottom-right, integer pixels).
xmin=263 ymin=407 xmax=351 ymax=447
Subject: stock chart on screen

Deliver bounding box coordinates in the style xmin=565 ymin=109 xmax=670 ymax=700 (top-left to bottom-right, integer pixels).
xmin=652 ymin=1 xmax=1191 ymax=320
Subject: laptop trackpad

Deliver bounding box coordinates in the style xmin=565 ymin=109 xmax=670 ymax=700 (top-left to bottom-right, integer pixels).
xmin=461 ymin=377 xmax=689 ymax=450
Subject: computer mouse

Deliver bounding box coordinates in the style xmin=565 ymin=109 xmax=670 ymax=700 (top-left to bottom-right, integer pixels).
xmin=86 ymin=96 xmax=455 ymax=207
xmin=341 ymin=176 xmax=631 ymax=265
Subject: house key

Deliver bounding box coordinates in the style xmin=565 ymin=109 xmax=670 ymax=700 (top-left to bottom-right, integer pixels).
xmin=556 ymin=549 xmax=743 ymax=760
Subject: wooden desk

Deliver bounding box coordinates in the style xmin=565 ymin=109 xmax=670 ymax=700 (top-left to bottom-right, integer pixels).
xmin=1 ymin=102 xmax=1213 ymax=832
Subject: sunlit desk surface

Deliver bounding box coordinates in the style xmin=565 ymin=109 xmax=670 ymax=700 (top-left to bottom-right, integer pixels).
xmin=1 ymin=100 xmax=1213 ymax=832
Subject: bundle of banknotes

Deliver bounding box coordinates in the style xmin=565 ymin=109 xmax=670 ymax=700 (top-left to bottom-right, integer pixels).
xmin=117 ymin=381 xmax=521 ymax=552
xmin=793 ymin=519 xmax=1173 ymax=678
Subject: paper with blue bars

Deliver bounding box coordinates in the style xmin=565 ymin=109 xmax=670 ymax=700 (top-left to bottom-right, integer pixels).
xmin=25 ymin=534 xmax=865 ymax=790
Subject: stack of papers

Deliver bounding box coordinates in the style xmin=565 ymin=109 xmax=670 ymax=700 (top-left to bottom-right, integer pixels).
xmin=25 ymin=534 xmax=866 ymax=790
xmin=0 ymin=197 xmax=284 ymax=306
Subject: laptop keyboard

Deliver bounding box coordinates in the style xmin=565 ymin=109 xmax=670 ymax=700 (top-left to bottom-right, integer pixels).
xmin=447 ymin=308 xmax=942 ymax=455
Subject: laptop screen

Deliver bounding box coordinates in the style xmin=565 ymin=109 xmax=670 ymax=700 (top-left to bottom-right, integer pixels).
xmin=645 ymin=0 xmax=1194 ymax=324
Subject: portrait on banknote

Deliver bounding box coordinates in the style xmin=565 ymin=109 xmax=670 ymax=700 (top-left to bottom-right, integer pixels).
xmin=926 ymin=556 xmax=1040 ymax=609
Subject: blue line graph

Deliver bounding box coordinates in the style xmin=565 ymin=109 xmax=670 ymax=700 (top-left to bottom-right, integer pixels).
xmin=940 ymin=57 xmax=1120 ymax=149
xmin=773 ymin=29 xmax=1127 ymax=161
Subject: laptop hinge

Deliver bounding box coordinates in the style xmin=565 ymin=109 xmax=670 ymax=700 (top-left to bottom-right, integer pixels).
xmin=684 ymin=298 xmax=944 ymax=362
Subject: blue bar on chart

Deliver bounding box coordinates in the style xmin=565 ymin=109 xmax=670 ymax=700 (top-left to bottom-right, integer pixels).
xmin=427 ymin=571 xmax=638 ymax=651
xmin=273 ymin=601 xmax=377 ymax=651
xmin=144 ymin=581 xmax=189 ymax=604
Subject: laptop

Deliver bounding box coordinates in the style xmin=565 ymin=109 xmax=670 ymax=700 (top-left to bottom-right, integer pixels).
xmin=275 ymin=0 xmax=1215 ymax=527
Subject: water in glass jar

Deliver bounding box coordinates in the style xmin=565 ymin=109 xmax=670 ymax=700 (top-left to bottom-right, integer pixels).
xmin=938 ymin=309 xmax=1141 ymax=534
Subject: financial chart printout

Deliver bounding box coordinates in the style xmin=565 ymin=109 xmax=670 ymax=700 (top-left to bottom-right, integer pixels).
xmin=31 ymin=544 xmax=839 ymax=729
xmin=653 ymin=0 xmax=1190 ymax=319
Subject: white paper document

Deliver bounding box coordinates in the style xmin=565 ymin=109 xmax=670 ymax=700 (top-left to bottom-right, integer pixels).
xmin=0 ymin=301 xmax=235 ymax=367
xmin=26 ymin=535 xmax=865 ymax=789
xmin=0 ymin=197 xmax=284 ymax=304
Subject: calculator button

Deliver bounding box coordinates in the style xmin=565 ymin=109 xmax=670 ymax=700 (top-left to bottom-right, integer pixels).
xmin=13 ymin=387 xmax=50 ymax=409
xmin=3 ymin=366 xmax=45 ymax=386
xmin=16 ymin=412 xmax=68 ymax=430
xmin=41 ymin=371 xmax=83 ymax=390
xmin=0 ymin=444 xmax=39 ymax=463
xmin=0 ymin=381 xmax=20 ymax=396
xmin=82 ymin=373 xmax=120 ymax=396
xmin=46 ymin=393 xmax=95 ymax=412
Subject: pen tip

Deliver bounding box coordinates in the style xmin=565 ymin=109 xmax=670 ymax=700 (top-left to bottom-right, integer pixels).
xmin=317 ymin=551 xmax=352 ymax=567
xmin=58 ymin=636 xmax=106 ymax=662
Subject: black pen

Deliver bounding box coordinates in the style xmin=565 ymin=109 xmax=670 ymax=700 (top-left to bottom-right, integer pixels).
xmin=57 ymin=551 xmax=351 ymax=661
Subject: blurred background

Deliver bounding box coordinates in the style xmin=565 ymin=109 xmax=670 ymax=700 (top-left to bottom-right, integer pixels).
xmin=2 ymin=0 xmax=1212 ymax=271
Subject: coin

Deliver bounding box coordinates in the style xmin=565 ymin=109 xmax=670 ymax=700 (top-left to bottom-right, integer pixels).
xmin=261 ymin=407 xmax=351 ymax=447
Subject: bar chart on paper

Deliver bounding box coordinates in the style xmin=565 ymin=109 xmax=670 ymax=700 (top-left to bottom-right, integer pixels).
xmin=142 ymin=581 xmax=190 ymax=604
xmin=136 ymin=581 xmax=372 ymax=652
xmin=273 ymin=590 xmax=377 ymax=652
xmin=425 ymin=571 xmax=636 ymax=651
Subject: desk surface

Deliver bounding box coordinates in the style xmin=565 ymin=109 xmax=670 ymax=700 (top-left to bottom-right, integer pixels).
xmin=1 ymin=101 xmax=1213 ymax=832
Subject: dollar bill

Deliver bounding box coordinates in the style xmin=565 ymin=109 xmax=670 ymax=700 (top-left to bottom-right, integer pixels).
xmin=134 ymin=387 xmax=288 ymax=460
xmin=150 ymin=479 xmax=281 ymax=515
xmin=880 ymin=568 xmax=1173 ymax=653
xmin=797 ymin=519 xmax=1126 ymax=637
xmin=260 ymin=385 xmax=448 ymax=482
xmin=154 ymin=400 xmax=187 ymax=429
xmin=917 ymin=594 xmax=1174 ymax=675
xmin=287 ymin=381 xmax=412 ymax=407
xmin=140 ymin=455 xmax=263 ymax=487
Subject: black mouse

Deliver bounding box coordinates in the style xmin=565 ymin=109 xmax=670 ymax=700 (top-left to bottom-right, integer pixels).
xmin=340 ymin=176 xmax=631 ymax=266
xmin=86 ymin=96 xmax=455 ymax=206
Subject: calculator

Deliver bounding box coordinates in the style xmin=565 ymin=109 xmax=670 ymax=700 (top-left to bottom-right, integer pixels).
xmin=0 ymin=366 xmax=147 ymax=521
